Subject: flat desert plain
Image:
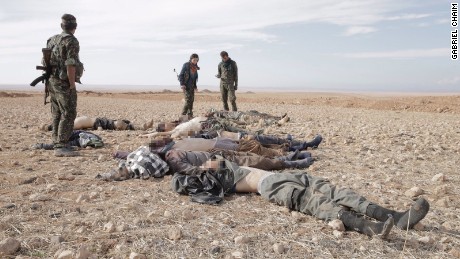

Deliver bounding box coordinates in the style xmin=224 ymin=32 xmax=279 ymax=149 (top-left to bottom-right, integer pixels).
xmin=0 ymin=90 xmax=459 ymax=258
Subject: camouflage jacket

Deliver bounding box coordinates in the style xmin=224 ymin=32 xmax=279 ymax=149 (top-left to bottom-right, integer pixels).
xmin=47 ymin=31 xmax=83 ymax=83
xmin=217 ymin=59 xmax=238 ymax=83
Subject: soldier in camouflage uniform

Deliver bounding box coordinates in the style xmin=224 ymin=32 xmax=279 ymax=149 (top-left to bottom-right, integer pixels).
xmin=216 ymin=51 xmax=238 ymax=111
xmin=179 ymin=54 xmax=199 ymax=117
xmin=47 ymin=14 xmax=84 ymax=157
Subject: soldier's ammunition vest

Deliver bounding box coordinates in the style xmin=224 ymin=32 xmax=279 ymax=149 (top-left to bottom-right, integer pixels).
xmin=47 ymin=33 xmax=84 ymax=83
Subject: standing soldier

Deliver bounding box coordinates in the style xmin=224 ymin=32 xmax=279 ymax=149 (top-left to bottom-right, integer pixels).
xmin=179 ymin=53 xmax=199 ymax=117
xmin=47 ymin=14 xmax=84 ymax=157
xmin=216 ymin=51 xmax=238 ymax=111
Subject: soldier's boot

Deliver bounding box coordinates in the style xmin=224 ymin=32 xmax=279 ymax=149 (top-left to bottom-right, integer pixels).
xmin=223 ymin=103 xmax=229 ymax=111
xmin=289 ymin=135 xmax=323 ymax=151
xmin=339 ymin=210 xmax=394 ymax=238
xmin=283 ymin=157 xmax=314 ymax=169
xmin=365 ymin=197 xmax=429 ymax=230
xmin=276 ymin=149 xmax=300 ymax=161
xmin=231 ymin=102 xmax=237 ymax=112
xmin=54 ymin=146 xmax=80 ymax=157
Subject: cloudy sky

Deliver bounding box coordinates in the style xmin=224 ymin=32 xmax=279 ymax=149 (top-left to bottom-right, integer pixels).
xmin=0 ymin=0 xmax=458 ymax=92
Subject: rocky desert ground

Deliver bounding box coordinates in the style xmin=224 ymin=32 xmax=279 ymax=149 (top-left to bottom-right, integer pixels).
xmin=0 ymin=90 xmax=459 ymax=258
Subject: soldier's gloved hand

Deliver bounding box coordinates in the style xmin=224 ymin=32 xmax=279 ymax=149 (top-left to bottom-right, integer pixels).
xmin=234 ymin=83 xmax=238 ymax=90
xmin=215 ymin=74 xmax=221 ymax=78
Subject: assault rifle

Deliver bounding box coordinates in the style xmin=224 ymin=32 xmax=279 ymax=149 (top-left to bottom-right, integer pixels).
xmin=173 ymin=68 xmax=179 ymax=81
xmin=30 ymin=48 xmax=52 ymax=105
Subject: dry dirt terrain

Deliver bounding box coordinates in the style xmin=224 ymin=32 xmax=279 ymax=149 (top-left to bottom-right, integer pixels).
xmin=0 ymin=90 xmax=459 ymax=258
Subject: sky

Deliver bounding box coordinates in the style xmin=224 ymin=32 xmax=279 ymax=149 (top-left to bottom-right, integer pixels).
xmin=0 ymin=0 xmax=458 ymax=92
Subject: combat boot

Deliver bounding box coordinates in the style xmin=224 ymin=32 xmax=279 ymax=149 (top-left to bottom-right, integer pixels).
xmin=283 ymin=157 xmax=314 ymax=169
xmin=339 ymin=210 xmax=394 ymax=238
xmin=54 ymin=146 xmax=80 ymax=157
xmin=289 ymin=135 xmax=323 ymax=151
xmin=365 ymin=197 xmax=429 ymax=230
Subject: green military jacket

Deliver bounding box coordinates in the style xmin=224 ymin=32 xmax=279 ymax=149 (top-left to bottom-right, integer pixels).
xmin=217 ymin=59 xmax=238 ymax=84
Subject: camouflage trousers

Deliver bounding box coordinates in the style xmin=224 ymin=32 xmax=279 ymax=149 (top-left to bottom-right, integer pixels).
xmin=182 ymin=87 xmax=195 ymax=116
xmin=237 ymin=139 xmax=285 ymax=158
xmin=49 ymin=87 xmax=77 ymax=147
xmin=220 ymin=80 xmax=237 ymax=111
xmin=259 ymin=173 xmax=370 ymax=221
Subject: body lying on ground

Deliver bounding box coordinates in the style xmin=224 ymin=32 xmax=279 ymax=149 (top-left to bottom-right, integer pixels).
xmin=171 ymin=159 xmax=430 ymax=239
xmin=143 ymin=109 xmax=290 ymax=139
xmin=108 ymin=146 xmax=313 ymax=176
xmin=41 ymin=116 xmax=153 ymax=131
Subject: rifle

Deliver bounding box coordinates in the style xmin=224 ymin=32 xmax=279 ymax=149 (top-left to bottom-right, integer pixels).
xmin=30 ymin=48 xmax=52 ymax=105
xmin=173 ymin=68 xmax=179 ymax=81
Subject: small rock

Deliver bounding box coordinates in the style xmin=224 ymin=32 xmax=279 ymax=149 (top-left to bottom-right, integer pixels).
xmin=333 ymin=230 xmax=343 ymax=238
xmin=404 ymin=187 xmax=424 ymax=198
xmin=57 ymin=250 xmax=73 ymax=259
xmin=436 ymin=197 xmax=450 ymax=207
xmin=418 ymin=236 xmax=434 ymax=244
xmin=29 ymin=193 xmax=50 ymax=201
xmin=434 ymin=185 xmax=448 ymax=195
xmin=234 ymin=236 xmax=250 ymax=245
xmin=76 ymin=194 xmax=90 ymax=203
xmin=440 ymin=237 xmax=452 ymax=243
xmin=76 ymin=227 xmax=86 ymax=234
xmin=116 ymin=223 xmax=129 ymax=232
xmin=211 ymin=240 xmax=219 ymax=246
xmin=431 ymin=173 xmax=445 ymax=182
xmin=328 ymin=219 xmax=345 ymax=231
xmin=3 ymin=203 xmax=16 ymax=209
xmin=164 ymin=210 xmax=173 ymax=218
xmin=89 ymin=192 xmax=99 ymax=199
xmin=103 ymin=222 xmax=115 ymax=233
xmin=97 ymin=154 xmax=105 ymax=161
xmin=57 ymin=174 xmax=76 ymax=181
xmin=210 ymin=246 xmax=221 ymax=254
xmin=129 ymin=252 xmax=147 ymax=259
xmin=0 ymin=238 xmax=21 ymax=256
xmin=273 ymin=243 xmax=285 ymax=254
xmin=20 ymin=176 xmax=37 ymax=185
xmin=75 ymin=245 xmax=91 ymax=259
xmin=359 ymin=245 xmax=366 ymax=252
xmin=449 ymin=247 xmax=460 ymax=258
xmin=46 ymin=184 xmax=58 ymax=192
xmin=168 ymin=227 xmax=182 ymax=240
xmin=50 ymin=235 xmax=64 ymax=245
xmin=413 ymin=222 xmax=425 ymax=231
xmin=30 ymin=203 xmax=41 ymax=210
xmin=231 ymin=251 xmax=244 ymax=258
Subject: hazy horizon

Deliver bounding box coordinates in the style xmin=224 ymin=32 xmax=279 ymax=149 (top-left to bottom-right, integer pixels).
xmin=1 ymin=83 xmax=459 ymax=94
